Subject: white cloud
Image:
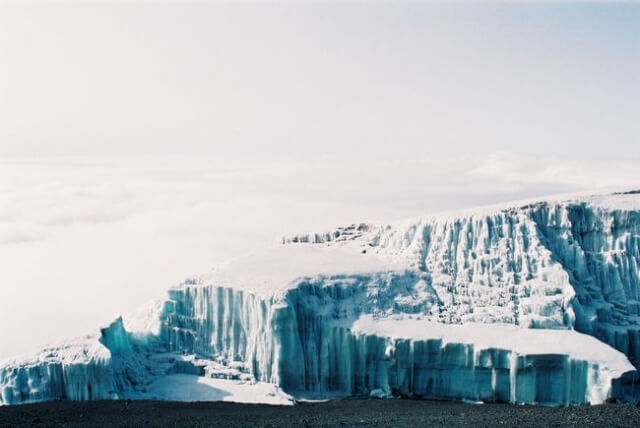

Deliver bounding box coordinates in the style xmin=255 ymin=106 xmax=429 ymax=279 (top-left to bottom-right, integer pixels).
xmin=469 ymin=151 xmax=640 ymax=191
xmin=0 ymin=154 xmax=637 ymax=360
xmin=0 ymin=227 xmax=44 ymax=244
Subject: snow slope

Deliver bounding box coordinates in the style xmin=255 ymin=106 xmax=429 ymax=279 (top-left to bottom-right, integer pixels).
xmin=2 ymin=191 xmax=640 ymax=406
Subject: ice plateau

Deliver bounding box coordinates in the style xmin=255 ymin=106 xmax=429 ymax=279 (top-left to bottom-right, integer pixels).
xmin=2 ymin=192 xmax=640 ymax=406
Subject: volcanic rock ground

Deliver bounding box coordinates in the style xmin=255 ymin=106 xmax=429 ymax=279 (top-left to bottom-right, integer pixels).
xmin=1 ymin=399 xmax=640 ymax=427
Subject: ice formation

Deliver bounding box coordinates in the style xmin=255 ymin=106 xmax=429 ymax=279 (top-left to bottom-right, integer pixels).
xmin=2 ymin=192 xmax=640 ymax=406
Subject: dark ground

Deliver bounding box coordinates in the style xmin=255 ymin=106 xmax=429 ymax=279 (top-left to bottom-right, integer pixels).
xmin=1 ymin=399 xmax=639 ymax=427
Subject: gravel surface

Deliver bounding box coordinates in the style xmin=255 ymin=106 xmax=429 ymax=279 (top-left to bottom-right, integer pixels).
xmin=1 ymin=399 xmax=639 ymax=427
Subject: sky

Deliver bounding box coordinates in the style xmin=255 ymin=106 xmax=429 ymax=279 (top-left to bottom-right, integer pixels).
xmin=0 ymin=1 xmax=639 ymax=359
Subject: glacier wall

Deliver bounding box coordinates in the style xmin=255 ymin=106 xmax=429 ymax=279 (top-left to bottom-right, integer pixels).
xmin=0 ymin=318 xmax=143 ymax=405
xmin=299 ymin=332 xmax=598 ymax=405
xmin=153 ymin=276 xmax=624 ymax=405
xmin=2 ymin=193 xmax=640 ymax=406
xmin=158 ymin=285 xmax=281 ymax=384
xmin=356 ymin=198 xmax=640 ymax=366
xmin=530 ymin=203 xmax=640 ymax=367
xmin=365 ymin=207 xmax=576 ymax=328
xmin=155 ymin=272 xmax=426 ymax=390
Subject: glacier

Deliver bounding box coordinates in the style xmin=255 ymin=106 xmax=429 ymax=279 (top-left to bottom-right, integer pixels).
xmin=2 ymin=192 xmax=640 ymax=406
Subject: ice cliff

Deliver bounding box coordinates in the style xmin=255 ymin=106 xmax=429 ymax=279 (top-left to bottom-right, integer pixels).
xmin=2 ymin=192 xmax=640 ymax=406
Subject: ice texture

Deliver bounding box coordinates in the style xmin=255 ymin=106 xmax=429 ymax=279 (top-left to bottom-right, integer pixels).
xmin=2 ymin=192 xmax=640 ymax=406
xmin=0 ymin=318 xmax=145 ymax=405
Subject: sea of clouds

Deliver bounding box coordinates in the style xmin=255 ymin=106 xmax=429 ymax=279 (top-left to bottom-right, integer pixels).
xmin=1 ymin=153 xmax=638 ymax=360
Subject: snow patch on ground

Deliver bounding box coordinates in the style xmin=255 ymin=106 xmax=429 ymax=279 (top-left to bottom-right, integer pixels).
xmin=138 ymin=375 xmax=294 ymax=405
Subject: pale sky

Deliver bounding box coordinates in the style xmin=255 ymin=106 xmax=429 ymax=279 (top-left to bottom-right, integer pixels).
xmin=0 ymin=1 xmax=639 ymax=359
xmin=1 ymin=1 xmax=638 ymax=160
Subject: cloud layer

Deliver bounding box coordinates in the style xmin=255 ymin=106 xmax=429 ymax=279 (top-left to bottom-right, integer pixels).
xmin=1 ymin=154 xmax=639 ymax=360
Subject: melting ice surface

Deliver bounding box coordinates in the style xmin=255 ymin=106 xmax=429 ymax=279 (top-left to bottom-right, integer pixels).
xmin=2 ymin=192 xmax=640 ymax=406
